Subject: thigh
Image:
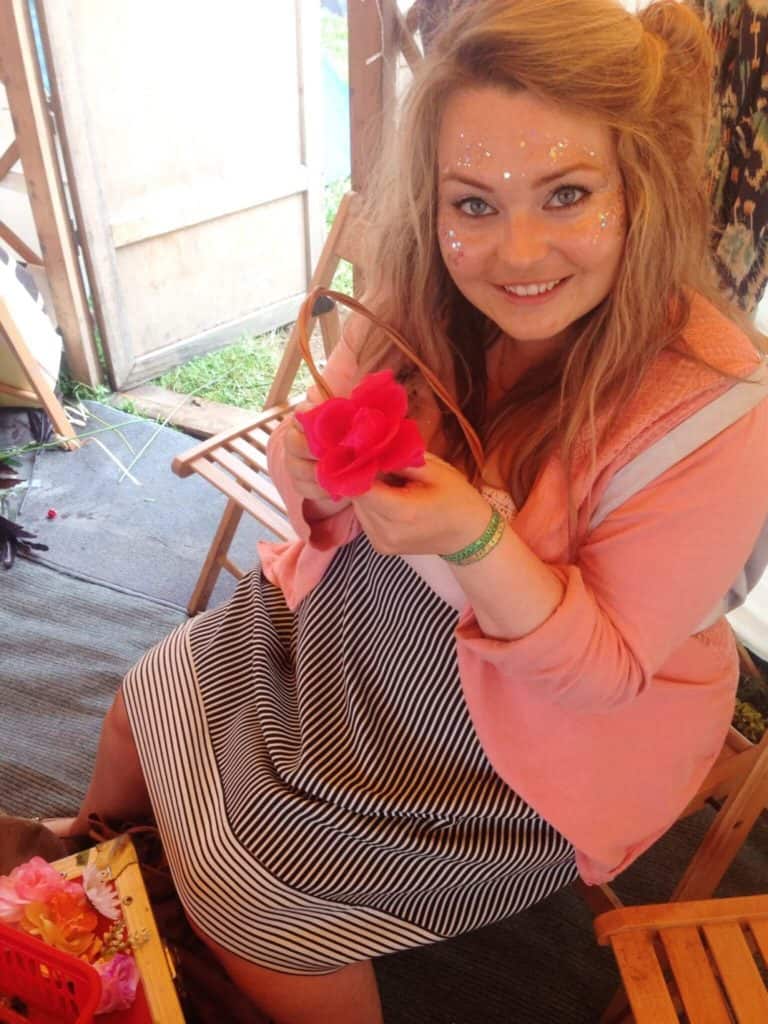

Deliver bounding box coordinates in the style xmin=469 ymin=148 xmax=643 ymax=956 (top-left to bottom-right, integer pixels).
xmin=187 ymin=915 xmax=384 ymax=1024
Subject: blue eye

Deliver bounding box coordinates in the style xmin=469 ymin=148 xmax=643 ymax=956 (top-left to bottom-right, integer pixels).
xmin=547 ymin=185 xmax=589 ymax=209
xmin=455 ymin=197 xmax=495 ymax=217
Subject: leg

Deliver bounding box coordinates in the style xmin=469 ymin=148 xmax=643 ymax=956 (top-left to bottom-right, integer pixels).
xmin=189 ymin=918 xmax=384 ymax=1024
xmin=59 ymin=687 xmax=151 ymax=836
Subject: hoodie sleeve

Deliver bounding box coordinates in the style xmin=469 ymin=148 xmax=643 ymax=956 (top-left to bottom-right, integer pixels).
xmin=457 ymin=399 xmax=768 ymax=711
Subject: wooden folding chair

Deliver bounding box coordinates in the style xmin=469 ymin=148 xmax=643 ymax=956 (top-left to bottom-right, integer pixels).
xmin=595 ymin=893 xmax=768 ymax=1023
xmin=581 ymin=722 xmax=768 ymax=1022
xmin=172 ymin=191 xmax=365 ymax=614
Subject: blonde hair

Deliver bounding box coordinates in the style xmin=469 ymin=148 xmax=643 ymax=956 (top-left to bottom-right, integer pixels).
xmin=357 ymin=0 xmax=761 ymax=503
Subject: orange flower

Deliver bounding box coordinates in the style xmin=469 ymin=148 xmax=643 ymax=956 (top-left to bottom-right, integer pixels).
xmin=20 ymin=891 xmax=102 ymax=961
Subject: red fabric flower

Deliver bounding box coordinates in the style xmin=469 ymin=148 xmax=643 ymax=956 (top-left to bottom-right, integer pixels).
xmin=296 ymin=370 xmax=426 ymax=499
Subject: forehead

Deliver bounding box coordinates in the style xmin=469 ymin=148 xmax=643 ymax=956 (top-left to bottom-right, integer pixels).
xmin=438 ymin=86 xmax=615 ymax=165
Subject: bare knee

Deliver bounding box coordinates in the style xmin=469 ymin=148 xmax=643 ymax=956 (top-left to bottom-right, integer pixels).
xmin=108 ymin=687 xmax=135 ymax=742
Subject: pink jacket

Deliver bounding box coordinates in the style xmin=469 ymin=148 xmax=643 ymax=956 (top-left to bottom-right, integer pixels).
xmin=260 ymin=295 xmax=768 ymax=883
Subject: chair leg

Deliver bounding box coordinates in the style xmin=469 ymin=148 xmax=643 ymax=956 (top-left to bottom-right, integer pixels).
xmin=600 ymin=987 xmax=633 ymax=1024
xmin=671 ymin=733 xmax=768 ymax=902
xmin=188 ymin=499 xmax=245 ymax=615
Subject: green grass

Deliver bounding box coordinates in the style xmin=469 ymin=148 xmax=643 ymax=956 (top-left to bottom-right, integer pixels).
xmin=156 ymin=329 xmax=311 ymax=410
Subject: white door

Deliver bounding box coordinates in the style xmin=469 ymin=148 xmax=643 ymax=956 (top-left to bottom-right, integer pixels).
xmin=41 ymin=0 xmax=323 ymax=390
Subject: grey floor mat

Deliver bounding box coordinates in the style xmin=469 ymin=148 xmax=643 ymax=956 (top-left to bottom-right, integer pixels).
xmin=1 ymin=557 xmax=186 ymax=816
xmin=2 ymin=405 xmax=767 ymax=1023
xmin=8 ymin=400 xmax=274 ymax=610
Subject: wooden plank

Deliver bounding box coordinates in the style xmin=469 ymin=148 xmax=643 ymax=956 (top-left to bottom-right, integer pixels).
xmin=109 ymin=165 xmax=310 ymax=249
xmin=121 ymin=291 xmax=307 ymax=390
xmin=0 ymin=295 xmax=78 ymax=447
xmin=0 ymin=218 xmax=42 ymax=265
xmin=189 ymin=457 xmax=294 ymax=541
xmin=704 ymin=922 xmax=768 ymax=1022
xmin=0 ymin=139 xmax=19 ymax=180
xmin=750 ymin=919 xmax=768 ymax=965
xmin=348 ymin=0 xmax=397 ymax=192
xmin=609 ymin=931 xmax=679 ymax=1024
xmin=115 ymin=384 xmax=260 ymax=439
xmin=187 ymin=498 xmax=244 ymax=615
xmin=211 ymin=446 xmax=286 ymax=512
xmin=296 ymin=0 xmax=324 ymax=287
xmin=0 ymin=379 xmax=36 ymax=402
xmin=596 ymin=896 xmax=768 ymax=940
xmin=661 ymin=926 xmax=732 ymax=1023
xmin=228 ymin=435 xmax=272 ymax=476
xmin=0 ymin=0 xmax=100 ymax=386
xmin=672 ymin=734 xmax=768 ymax=902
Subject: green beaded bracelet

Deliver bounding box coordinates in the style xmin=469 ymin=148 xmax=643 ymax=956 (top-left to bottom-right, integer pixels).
xmin=440 ymin=508 xmax=505 ymax=566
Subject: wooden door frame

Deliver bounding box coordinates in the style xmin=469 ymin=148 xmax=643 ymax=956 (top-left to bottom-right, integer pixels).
xmin=0 ymin=0 xmax=101 ymax=387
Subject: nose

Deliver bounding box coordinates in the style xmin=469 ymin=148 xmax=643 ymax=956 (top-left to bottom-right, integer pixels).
xmin=497 ymin=210 xmax=550 ymax=266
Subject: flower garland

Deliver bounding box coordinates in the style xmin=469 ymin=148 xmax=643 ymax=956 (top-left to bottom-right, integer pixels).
xmin=0 ymin=855 xmax=139 ymax=1014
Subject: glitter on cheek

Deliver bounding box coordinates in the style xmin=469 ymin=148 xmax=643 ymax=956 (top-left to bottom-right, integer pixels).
xmin=445 ymin=227 xmax=465 ymax=264
xmin=589 ymin=189 xmax=626 ymax=245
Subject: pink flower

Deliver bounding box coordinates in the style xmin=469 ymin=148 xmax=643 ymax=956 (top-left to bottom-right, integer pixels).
xmin=95 ymin=953 xmax=140 ymax=1014
xmin=82 ymin=863 xmax=121 ymax=921
xmin=296 ymin=370 xmax=425 ymax=499
xmin=10 ymin=857 xmax=69 ymax=903
xmin=0 ymin=876 xmax=27 ymax=924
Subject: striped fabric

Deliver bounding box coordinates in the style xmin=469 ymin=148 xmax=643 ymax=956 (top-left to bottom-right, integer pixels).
xmin=123 ymin=535 xmax=577 ymax=974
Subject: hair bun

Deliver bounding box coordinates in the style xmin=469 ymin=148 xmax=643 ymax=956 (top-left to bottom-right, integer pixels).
xmin=638 ymin=0 xmax=713 ymax=161
xmin=640 ymin=0 xmax=713 ymax=86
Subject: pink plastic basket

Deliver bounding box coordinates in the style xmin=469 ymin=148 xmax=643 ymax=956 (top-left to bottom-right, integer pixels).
xmin=0 ymin=921 xmax=101 ymax=1024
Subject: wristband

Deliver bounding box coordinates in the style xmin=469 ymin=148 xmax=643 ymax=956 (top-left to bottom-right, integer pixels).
xmin=439 ymin=508 xmax=505 ymax=566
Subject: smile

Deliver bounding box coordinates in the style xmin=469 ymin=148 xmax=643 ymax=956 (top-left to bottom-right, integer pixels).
xmin=502 ymin=279 xmax=563 ymax=296
xmin=495 ymin=277 xmax=570 ymax=306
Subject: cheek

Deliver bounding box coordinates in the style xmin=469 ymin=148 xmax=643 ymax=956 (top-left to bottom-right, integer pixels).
xmin=438 ymin=212 xmax=493 ymax=271
xmin=556 ymin=198 xmax=626 ymax=271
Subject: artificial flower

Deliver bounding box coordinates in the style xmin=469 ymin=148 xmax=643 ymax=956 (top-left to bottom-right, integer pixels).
xmin=82 ymin=862 xmax=121 ymax=921
xmin=10 ymin=856 xmax=70 ymax=903
xmin=21 ymin=890 xmax=101 ymax=960
xmin=296 ymin=370 xmax=425 ymax=499
xmin=94 ymin=953 xmax=140 ymax=1013
xmin=0 ymin=876 xmax=27 ymax=924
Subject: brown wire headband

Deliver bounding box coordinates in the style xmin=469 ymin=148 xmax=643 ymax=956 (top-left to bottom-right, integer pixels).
xmin=296 ymin=286 xmax=486 ymax=472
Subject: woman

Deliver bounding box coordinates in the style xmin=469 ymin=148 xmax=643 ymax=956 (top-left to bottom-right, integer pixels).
xmin=56 ymin=1 xmax=768 ymax=1021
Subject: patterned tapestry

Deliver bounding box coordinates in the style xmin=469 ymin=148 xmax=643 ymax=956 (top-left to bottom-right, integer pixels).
xmin=693 ymin=0 xmax=768 ymax=314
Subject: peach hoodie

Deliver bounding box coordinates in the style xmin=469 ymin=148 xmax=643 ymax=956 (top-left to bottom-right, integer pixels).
xmin=259 ymin=295 xmax=768 ymax=884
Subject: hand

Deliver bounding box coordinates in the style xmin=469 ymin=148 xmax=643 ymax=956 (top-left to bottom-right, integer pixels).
xmin=352 ymin=453 xmax=491 ymax=557
xmin=282 ymin=405 xmax=351 ymax=519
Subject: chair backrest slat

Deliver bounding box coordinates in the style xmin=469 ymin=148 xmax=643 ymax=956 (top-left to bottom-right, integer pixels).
xmin=661 ymin=926 xmax=734 ymax=1023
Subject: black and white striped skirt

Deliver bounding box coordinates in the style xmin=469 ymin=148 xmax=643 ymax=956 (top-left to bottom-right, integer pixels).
xmin=123 ymin=534 xmax=576 ymax=974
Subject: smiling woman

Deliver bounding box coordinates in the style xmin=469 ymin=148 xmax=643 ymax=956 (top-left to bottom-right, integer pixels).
xmin=436 ymin=88 xmax=626 ymax=358
xmin=50 ymin=2 xmax=768 ymax=1023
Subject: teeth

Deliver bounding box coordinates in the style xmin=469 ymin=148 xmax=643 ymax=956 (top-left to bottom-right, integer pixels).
xmin=504 ymin=279 xmax=561 ymax=296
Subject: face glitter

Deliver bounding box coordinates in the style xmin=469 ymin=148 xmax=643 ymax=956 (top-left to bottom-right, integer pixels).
xmin=445 ymin=227 xmax=465 ymax=263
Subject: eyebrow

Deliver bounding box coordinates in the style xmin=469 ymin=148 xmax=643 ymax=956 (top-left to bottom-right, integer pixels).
xmin=441 ymin=161 xmax=605 ymax=190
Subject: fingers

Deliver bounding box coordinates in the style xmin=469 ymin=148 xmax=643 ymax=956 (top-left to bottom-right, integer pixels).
xmin=283 ymin=417 xmax=330 ymax=501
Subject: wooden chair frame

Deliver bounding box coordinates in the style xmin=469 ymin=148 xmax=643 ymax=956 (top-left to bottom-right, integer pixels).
xmin=582 ymin=717 xmax=768 ymax=1023
xmin=595 ymin=893 xmax=768 ymax=1022
xmin=172 ymin=191 xmax=364 ymax=614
